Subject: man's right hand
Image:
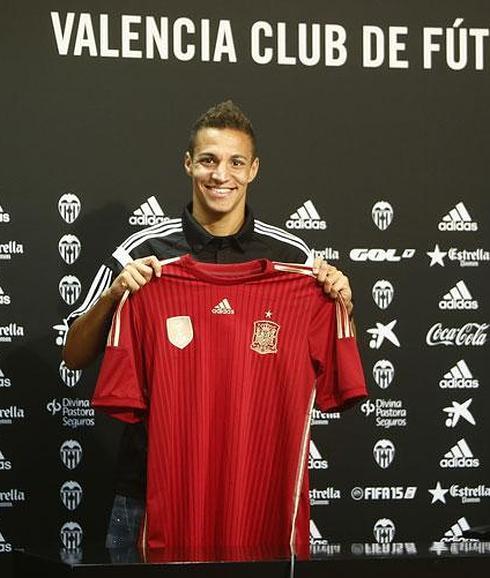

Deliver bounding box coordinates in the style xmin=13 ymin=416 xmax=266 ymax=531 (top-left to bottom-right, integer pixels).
xmin=105 ymin=256 xmax=162 ymax=303
xmin=63 ymin=255 xmax=163 ymax=369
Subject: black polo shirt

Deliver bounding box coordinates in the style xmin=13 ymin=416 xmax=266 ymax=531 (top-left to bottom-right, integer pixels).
xmin=71 ymin=203 xmax=312 ymax=499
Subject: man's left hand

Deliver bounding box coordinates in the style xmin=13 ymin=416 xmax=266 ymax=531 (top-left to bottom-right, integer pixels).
xmin=312 ymin=257 xmax=353 ymax=316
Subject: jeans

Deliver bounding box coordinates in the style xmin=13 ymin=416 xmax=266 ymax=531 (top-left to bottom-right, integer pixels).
xmin=106 ymin=494 xmax=145 ymax=562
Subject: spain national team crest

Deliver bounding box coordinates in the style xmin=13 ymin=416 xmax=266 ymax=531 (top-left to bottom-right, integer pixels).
xmin=166 ymin=316 xmax=193 ymax=349
xmin=250 ymin=320 xmax=280 ymax=355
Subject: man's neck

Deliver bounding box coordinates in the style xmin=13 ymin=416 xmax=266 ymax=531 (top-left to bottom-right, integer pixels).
xmin=192 ymin=206 xmax=245 ymax=237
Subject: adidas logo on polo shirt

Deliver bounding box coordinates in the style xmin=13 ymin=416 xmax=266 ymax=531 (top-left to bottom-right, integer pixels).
xmin=438 ymin=202 xmax=478 ymax=231
xmin=211 ymin=299 xmax=235 ymax=314
xmin=440 ymin=439 xmax=479 ymax=468
xmin=439 ymin=281 xmax=478 ymax=310
xmin=286 ymin=200 xmax=326 ymax=230
xmin=440 ymin=360 xmax=479 ymax=389
xmin=129 ymin=196 xmax=171 ymax=226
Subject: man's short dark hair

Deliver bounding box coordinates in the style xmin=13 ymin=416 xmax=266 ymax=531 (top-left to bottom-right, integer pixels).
xmin=188 ymin=100 xmax=257 ymax=158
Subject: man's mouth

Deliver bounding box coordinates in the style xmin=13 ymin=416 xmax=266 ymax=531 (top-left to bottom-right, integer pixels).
xmin=205 ymin=185 xmax=235 ymax=196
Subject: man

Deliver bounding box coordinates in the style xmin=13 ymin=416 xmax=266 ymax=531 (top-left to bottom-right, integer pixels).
xmin=63 ymin=100 xmax=353 ymax=549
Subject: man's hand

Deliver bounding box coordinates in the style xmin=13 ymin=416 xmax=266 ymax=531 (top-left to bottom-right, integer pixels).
xmin=312 ymin=257 xmax=353 ymax=316
xmin=105 ymin=256 xmax=162 ymax=302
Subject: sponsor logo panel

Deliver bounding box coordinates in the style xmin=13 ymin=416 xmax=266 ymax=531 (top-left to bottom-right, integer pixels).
xmin=60 ymin=522 xmax=83 ymax=550
xmin=0 ymin=370 xmax=12 ymax=389
xmin=0 ymin=241 xmax=24 ymax=261
xmin=351 ymin=542 xmax=417 ymax=556
xmin=310 ymin=408 xmax=341 ymax=426
xmin=439 ymin=281 xmax=478 ymax=310
xmin=60 ymin=481 xmax=83 ymax=511
xmin=361 ymin=399 xmax=407 ymax=428
xmin=0 ymin=406 xmax=25 ymax=425
xmin=60 ymin=440 xmax=83 ymax=470
xmin=440 ymin=360 xmax=479 ymax=389
xmin=59 ymin=276 xmax=82 ymax=306
xmin=309 ymin=440 xmax=328 ymax=470
xmin=438 ymin=202 xmax=478 ymax=232
xmin=0 ymin=449 xmax=12 ymax=471
xmin=309 ymin=487 xmax=341 ymax=506
xmin=350 ymin=248 xmax=415 ymax=262
xmin=59 ymin=362 xmax=82 ymax=388
xmin=47 ymin=398 xmax=95 ymax=429
xmin=367 ymin=320 xmax=400 ymax=349
xmin=0 ymin=205 xmax=11 ymax=223
xmin=309 ymin=520 xmax=341 ymax=555
xmin=0 ymin=323 xmax=25 ymax=343
xmin=0 ymin=488 xmax=26 ymax=508
xmin=129 ymin=196 xmax=172 ymax=226
xmin=0 ymin=528 xmax=12 ymax=553
xmin=372 ymin=280 xmax=394 ymax=309
xmin=373 ymin=439 xmax=395 ymax=469
xmin=440 ymin=439 xmax=479 ymax=469
xmin=426 ymin=323 xmax=488 ymax=347
xmin=372 ymin=360 xmax=395 ymax=389
xmin=427 ymin=244 xmax=490 ymax=267
xmin=286 ymin=200 xmax=327 ymax=230
xmin=312 ymin=248 xmax=339 ymax=261
xmin=443 ymin=399 xmax=475 ymax=427
xmin=351 ymin=486 xmax=417 ymax=501
xmin=374 ymin=518 xmax=396 ymax=544
xmin=429 ymin=481 xmax=490 ymax=505
xmin=441 ymin=516 xmax=472 ymax=542
xmin=58 ymin=193 xmax=81 ymax=224
xmin=58 ymin=235 xmax=81 ymax=264
xmin=372 ymin=201 xmax=394 ymax=231
xmin=0 ymin=286 xmax=11 ymax=306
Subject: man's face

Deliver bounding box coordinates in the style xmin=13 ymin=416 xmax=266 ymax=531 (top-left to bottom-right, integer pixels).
xmin=184 ymin=127 xmax=259 ymax=221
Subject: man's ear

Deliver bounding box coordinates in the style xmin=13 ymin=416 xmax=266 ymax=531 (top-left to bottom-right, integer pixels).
xmin=248 ymin=157 xmax=260 ymax=183
xmin=184 ymin=151 xmax=193 ymax=177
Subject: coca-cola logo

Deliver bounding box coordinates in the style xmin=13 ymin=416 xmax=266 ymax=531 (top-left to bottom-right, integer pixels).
xmin=426 ymin=323 xmax=488 ymax=347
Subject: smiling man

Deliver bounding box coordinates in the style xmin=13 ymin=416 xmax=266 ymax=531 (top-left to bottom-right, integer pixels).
xmin=63 ymin=100 xmax=353 ymax=551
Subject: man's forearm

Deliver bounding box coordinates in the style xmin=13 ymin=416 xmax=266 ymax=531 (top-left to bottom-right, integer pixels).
xmin=62 ymin=290 xmax=119 ymax=369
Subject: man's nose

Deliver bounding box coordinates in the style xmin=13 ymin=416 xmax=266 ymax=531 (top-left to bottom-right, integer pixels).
xmin=211 ymin=161 xmax=229 ymax=181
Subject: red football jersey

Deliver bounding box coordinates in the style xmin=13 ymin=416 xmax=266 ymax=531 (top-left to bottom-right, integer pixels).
xmin=92 ymin=255 xmax=367 ymax=562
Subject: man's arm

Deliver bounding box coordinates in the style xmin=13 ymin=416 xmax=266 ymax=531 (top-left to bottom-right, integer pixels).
xmin=62 ymin=256 xmax=162 ymax=369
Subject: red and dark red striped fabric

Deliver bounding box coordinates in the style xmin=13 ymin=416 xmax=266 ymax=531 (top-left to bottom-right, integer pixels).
xmin=92 ymin=255 xmax=367 ymax=562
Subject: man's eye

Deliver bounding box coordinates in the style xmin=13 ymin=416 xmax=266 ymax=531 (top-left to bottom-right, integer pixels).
xmin=232 ymin=159 xmax=245 ymax=167
xmin=201 ymin=158 xmax=214 ymax=165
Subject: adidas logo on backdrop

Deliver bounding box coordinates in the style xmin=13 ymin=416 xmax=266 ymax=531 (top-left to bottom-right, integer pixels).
xmin=440 ymin=439 xmax=479 ymax=469
xmin=439 ymin=360 xmax=479 ymax=389
xmin=211 ymin=299 xmax=235 ymax=314
xmin=0 ymin=286 xmax=11 ymax=306
xmin=286 ymin=200 xmax=326 ymax=230
xmin=441 ymin=517 xmax=471 ymax=542
xmin=309 ymin=441 xmax=328 ymax=469
xmin=129 ymin=196 xmax=171 ymax=226
xmin=438 ymin=202 xmax=478 ymax=231
xmin=0 ymin=205 xmax=11 ymax=223
xmin=439 ymin=281 xmax=478 ymax=310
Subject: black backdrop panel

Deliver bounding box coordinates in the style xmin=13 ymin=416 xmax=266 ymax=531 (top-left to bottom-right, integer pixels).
xmin=1 ymin=1 xmax=489 ymax=576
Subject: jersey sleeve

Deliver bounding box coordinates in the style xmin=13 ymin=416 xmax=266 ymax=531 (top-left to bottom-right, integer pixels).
xmin=308 ymin=295 xmax=367 ymax=412
xmin=91 ymin=291 xmax=147 ymax=423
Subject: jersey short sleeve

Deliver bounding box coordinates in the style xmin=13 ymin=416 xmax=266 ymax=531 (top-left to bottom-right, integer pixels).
xmin=91 ymin=292 xmax=147 ymax=423
xmin=308 ymin=295 xmax=367 ymax=411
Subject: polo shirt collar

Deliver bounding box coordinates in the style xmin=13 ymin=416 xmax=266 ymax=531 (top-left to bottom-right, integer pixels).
xmin=182 ymin=203 xmax=255 ymax=252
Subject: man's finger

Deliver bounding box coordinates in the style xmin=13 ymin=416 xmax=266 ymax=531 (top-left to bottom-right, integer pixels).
xmin=142 ymin=255 xmax=162 ymax=278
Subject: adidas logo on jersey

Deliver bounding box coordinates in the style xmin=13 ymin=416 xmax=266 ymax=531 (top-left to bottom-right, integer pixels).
xmin=286 ymin=200 xmax=326 ymax=230
xmin=439 ymin=281 xmax=478 ymax=310
xmin=439 ymin=360 xmax=479 ymax=389
xmin=0 ymin=205 xmax=11 ymax=223
xmin=438 ymin=202 xmax=478 ymax=231
xmin=309 ymin=440 xmax=328 ymax=469
xmin=211 ymin=299 xmax=235 ymax=314
xmin=129 ymin=196 xmax=171 ymax=226
xmin=0 ymin=286 xmax=11 ymax=306
xmin=440 ymin=439 xmax=479 ymax=469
